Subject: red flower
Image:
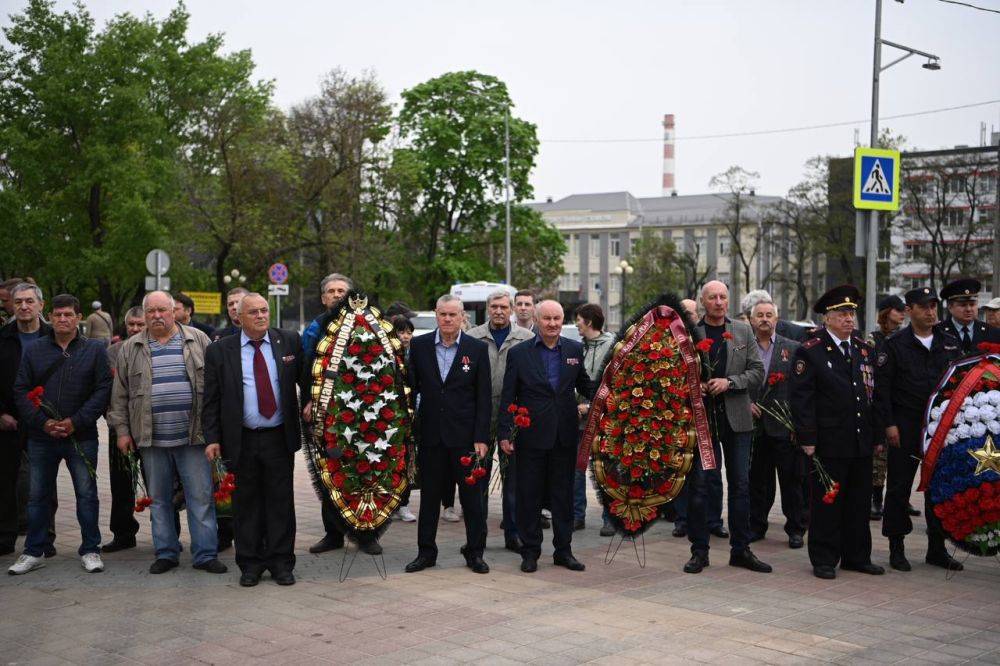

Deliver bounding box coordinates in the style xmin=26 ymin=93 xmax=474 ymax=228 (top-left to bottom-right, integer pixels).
xmin=325 ymin=458 xmax=341 ymax=473
xmin=339 ymin=410 xmax=355 ymax=424
xmin=343 ymin=372 xmax=356 ymax=384
xmin=381 ymin=374 xmax=394 ymax=387
xmin=630 ymin=467 xmax=642 ymax=479
xmin=361 ymin=394 xmax=376 ymax=405
xmin=627 ymin=485 xmax=644 ymax=499
xmin=396 ymin=458 xmax=406 ymax=471
xmin=332 ymin=472 xmax=346 ymax=488
xmin=696 ymin=339 xmax=713 ymax=353
xmin=977 ymin=342 xmax=1000 ymax=354
xmin=348 ymin=343 xmax=362 ymax=356
xmin=362 ymin=354 xmax=375 ymax=364
xmin=514 ymin=415 xmax=531 ymax=428
xmin=464 ymin=475 xmax=476 ymax=486
xmin=379 ymin=406 xmax=395 ymax=420
xmin=374 ymin=420 xmax=388 ymax=432
xmin=472 ymin=467 xmax=487 ymax=480
xmin=363 ymin=431 xmax=378 ymax=444
xmin=356 ymin=460 xmax=371 ymax=474
xmin=822 ymin=493 xmax=835 ymax=504
xmin=507 ymin=403 xmax=518 ymax=414
xmin=375 ymin=459 xmax=389 ymax=471
xmin=27 ymin=386 xmax=45 ymax=408
xmin=460 ymin=455 xmax=473 ymax=466
xmin=517 ymin=406 xmax=529 ymax=416
xmin=722 ymin=331 xmax=733 ymax=340
xmin=767 ymin=372 xmax=785 ymax=386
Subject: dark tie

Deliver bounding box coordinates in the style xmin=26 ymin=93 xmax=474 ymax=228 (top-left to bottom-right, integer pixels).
xmin=250 ymin=339 xmax=277 ymax=419
xmin=961 ymin=326 xmax=971 ymax=350
xmin=840 ymin=341 xmax=851 ymax=364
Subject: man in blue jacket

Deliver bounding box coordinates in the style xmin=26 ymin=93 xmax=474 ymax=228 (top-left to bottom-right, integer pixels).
xmin=499 ymin=300 xmax=594 ymax=573
xmin=9 ymin=293 xmax=112 ymax=575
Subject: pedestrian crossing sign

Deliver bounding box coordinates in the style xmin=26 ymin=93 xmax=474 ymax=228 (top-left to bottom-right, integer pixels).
xmin=853 ymin=147 xmax=900 ymax=211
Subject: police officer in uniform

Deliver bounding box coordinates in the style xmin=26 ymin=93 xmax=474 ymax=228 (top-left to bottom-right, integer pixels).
xmin=935 ymin=278 xmax=999 ymax=354
xmin=790 ymin=285 xmax=885 ymax=580
xmin=875 ymin=287 xmax=964 ymax=572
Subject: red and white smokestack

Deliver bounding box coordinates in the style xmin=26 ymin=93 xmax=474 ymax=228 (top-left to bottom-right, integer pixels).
xmin=662 ymin=114 xmax=676 ymax=196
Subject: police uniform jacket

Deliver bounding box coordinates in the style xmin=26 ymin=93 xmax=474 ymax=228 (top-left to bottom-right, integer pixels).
xmin=935 ymin=318 xmax=999 ymax=354
xmin=873 ymin=326 xmax=962 ymax=454
xmin=790 ymin=328 xmax=879 ymax=458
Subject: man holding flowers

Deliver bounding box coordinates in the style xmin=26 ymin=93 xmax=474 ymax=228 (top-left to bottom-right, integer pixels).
xmin=107 ymin=291 xmax=225 ymax=576
xmin=9 ymin=293 xmax=111 ymax=575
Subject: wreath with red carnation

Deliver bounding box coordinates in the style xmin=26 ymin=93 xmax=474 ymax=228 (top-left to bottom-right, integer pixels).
xmin=306 ymin=292 xmax=413 ymax=541
xmin=578 ymin=294 xmax=713 ymax=536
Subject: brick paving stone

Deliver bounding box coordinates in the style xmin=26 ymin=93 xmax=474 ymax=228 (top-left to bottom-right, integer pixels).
xmin=3 ymin=422 xmax=1000 ymax=664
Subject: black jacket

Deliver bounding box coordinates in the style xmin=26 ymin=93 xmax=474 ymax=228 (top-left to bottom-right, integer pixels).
xmin=790 ymin=329 xmax=879 ymax=458
xmin=776 ymin=319 xmax=810 ymax=342
xmin=497 ymin=335 xmax=594 ymax=450
xmin=935 ymin=318 xmax=998 ymax=355
xmin=13 ymin=329 xmax=112 ymax=443
xmin=202 ymin=328 xmax=304 ymax=467
xmin=748 ymin=334 xmax=800 ymax=439
xmin=407 ymin=331 xmax=491 ymax=448
xmin=0 ymin=319 xmax=52 ymax=422
xmin=873 ymin=326 xmax=962 ymax=453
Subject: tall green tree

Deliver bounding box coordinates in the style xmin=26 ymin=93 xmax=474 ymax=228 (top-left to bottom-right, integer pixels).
xmin=625 ymin=230 xmax=684 ymax=308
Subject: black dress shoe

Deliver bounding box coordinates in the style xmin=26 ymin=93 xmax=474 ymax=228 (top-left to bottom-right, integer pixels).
xmin=405 ymin=555 xmax=436 ymax=573
xmin=890 ymin=550 xmax=911 ymax=572
xmin=573 ymin=518 xmax=585 ymax=531
xmin=683 ymin=553 xmax=709 ymax=574
xmin=813 ymin=565 xmax=836 ymax=579
xmin=553 ymin=555 xmax=585 ymax=571
xmin=309 ymin=536 xmax=344 ymax=554
xmin=841 ymin=561 xmax=885 ymax=575
xmin=193 ymin=559 xmax=228 ymax=574
xmin=504 ymin=537 xmax=523 ymax=552
xmin=239 ymin=571 xmax=261 ymax=587
xmin=729 ymin=550 xmax=772 ymax=573
xmin=101 ymin=537 xmax=136 ymax=553
xmin=788 ymin=534 xmax=804 ymax=549
xmin=672 ymin=525 xmax=687 ymax=538
xmin=520 ymin=556 xmax=538 ymax=573
xmin=149 ymin=558 xmax=179 ymax=574
xmin=359 ymin=540 xmax=383 ymax=556
xmin=926 ymin=552 xmax=964 ymax=571
xmin=466 ymin=556 xmax=490 ymax=574
xmin=907 ymin=503 xmax=921 ymax=517
xmin=711 ymin=526 xmax=730 ymax=539
xmin=272 ymin=570 xmax=295 ymax=585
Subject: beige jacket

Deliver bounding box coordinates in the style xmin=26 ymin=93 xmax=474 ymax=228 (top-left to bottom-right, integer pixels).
xmin=466 ymin=321 xmax=535 ymax=423
xmin=107 ymin=324 xmax=211 ymax=447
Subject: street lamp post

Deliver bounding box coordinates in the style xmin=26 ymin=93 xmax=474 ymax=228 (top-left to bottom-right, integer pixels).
xmin=615 ymin=259 xmax=634 ymax=330
xmin=865 ymin=0 xmax=940 ymax=330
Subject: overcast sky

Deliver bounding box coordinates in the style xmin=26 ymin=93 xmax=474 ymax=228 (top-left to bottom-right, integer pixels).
xmin=17 ymin=0 xmax=1000 ymax=200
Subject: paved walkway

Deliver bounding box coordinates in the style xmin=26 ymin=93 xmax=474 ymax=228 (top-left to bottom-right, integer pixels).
xmin=3 ymin=425 xmax=1000 ymax=665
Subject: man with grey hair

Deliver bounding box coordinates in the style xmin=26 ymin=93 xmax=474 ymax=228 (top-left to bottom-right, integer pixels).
xmin=467 ymin=289 xmax=533 ymax=552
xmin=741 ymin=289 xmax=808 ymax=342
xmin=0 ymin=282 xmax=54 ymax=556
xmin=299 ymin=272 xmax=355 ymax=555
xmin=405 ymin=294 xmax=492 ymax=574
xmin=108 ymin=290 xmax=224 ymax=575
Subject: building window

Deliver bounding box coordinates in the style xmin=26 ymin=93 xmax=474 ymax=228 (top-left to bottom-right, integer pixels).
xmin=877 ymin=275 xmax=891 ymax=293
xmin=947 ymin=209 xmax=964 ymax=227
xmin=904 ymin=245 xmax=917 ymax=261
xmin=567 ymin=234 xmax=578 ymax=257
xmin=719 ymin=240 xmax=729 ymax=255
xmin=610 ymin=237 xmax=620 ymax=257
xmin=589 ymin=272 xmax=600 ymax=294
xmin=609 ymin=274 xmax=620 ymax=294
xmin=946 ymin=176 xmax=967 ymax=194
xmin=630 ymin=237 xmax=639 ymax=253
xmin=590 ymin=234 xmax=600 ymax=259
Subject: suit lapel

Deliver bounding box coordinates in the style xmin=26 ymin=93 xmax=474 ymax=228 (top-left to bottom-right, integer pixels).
xmin=725 ymin=321 xmax=736 ymax=369
xmin=268 ymin=329 xmax=284 ymax=394
xmin=229 ymin=335 xmax=245 ymax=406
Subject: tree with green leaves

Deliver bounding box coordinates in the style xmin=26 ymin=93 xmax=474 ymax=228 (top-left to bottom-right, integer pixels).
xmin=625 ymin=230 xmax=684 ymax=308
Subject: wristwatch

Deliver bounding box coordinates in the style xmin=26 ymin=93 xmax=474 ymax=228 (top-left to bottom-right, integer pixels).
xmin=727 ymin=379 xmax=735 ymax=390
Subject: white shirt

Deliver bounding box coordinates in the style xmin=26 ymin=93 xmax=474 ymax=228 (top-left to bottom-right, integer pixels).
xmin=915 ymin=333 xmax=934 ymax=350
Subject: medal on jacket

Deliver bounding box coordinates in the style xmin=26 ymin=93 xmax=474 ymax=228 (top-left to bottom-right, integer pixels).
xmin=461 ymin=355 xmax=471 ymax=372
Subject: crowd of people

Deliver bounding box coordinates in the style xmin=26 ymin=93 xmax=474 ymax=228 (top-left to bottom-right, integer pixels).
xmin=1 ymin=271 xmax=998 ymax=584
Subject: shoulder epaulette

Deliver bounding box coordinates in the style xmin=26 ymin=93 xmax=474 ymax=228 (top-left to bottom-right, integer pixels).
xmin=802 ymin=337 xmax=822 ymax=349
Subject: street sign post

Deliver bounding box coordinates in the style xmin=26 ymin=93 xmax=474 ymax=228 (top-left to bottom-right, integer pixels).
xmin=267 ymin=282 xmax=289 ymax=327
xmin=853 ymin=147 xmax=901 ymax=211
xmin=144 ymin=249 xmax=171 ymax=291
xmin=268 ymin=263 xmax=289 ymax=285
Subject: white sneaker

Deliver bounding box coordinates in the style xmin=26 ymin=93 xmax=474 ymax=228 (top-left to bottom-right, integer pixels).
xmin=8 ymin=554 xmax=45 ymax=575
xmin=398 ymin=506 xmax=417 ymax=522
xmin=81 ymin=552 xmax=104 ymax=573
xmin=441 ymin=507 xmax=461 ymax=522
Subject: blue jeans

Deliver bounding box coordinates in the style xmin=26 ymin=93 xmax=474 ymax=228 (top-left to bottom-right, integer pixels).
xmin=140 ymin=446 xmax=218 ymax=564
xmin=688 ymin=426 xmax=753 ymax=555
xmin=25 ymin=439 xmax=100 ymax=557
xmin=573 ymin=469 xmax=587 ymax=522
xmin=673 ymin=468 xmax=723 ymax=530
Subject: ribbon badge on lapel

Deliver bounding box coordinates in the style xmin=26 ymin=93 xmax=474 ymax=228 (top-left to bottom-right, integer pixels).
xmin=780 ymin=348 xmax=789 ymax=362
xmin=461 ymin=355 xmax=471 ymax=372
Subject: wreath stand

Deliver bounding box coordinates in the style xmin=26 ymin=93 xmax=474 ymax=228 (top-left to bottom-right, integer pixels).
xmin=338 ymin=540 xmax=387 ymax=583
xmin=604 ymin=531 xmax=646 ymax=568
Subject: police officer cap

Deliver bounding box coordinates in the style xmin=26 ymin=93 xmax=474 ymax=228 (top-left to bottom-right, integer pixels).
xmin=813 ymin=284 xmax=862 ymax=315
xmin=903 ymin=287 xmax=938 ymax=307
xmin=940 ymin=278 xmax=981 ymax=302
xmin=877 ymin=295 xmax=905 ymax=312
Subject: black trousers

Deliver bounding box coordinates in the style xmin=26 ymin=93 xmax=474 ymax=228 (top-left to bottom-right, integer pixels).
xmin=107 ymin=431 xmax=139 ymax=540
xmin=320 ymin=493 xmax=346 ymax=545
xmin=416 ymin=446 xmax=486 ymax=560
xmin=515 ymin=445 xmax=575 ymax=560
xmin=0 ymin=433 xmax=21 ymax=549
xmin=882 ymin=443 xmax=945 ymax=548
xmin=749 ymin=434 xmax=808 ymax=539
xmin=807 ymin=455 xmax=874 ymax=568
xmin=233 ymin=427 xmax=296 ymax=575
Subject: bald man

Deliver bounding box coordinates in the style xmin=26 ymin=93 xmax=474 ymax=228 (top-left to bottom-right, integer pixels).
xmin=499 ymin=301 xmax=594 ymax=573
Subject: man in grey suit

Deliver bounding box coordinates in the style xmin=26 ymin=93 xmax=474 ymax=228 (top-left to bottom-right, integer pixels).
xmin=747 ymin=299 xmax=807 ymax=549
xmin=684 ymin=281 xmax=769 ymax=574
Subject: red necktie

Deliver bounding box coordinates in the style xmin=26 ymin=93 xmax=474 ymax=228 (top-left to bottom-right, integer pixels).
xmin=250 ymin=339 xmax=278 ymax=419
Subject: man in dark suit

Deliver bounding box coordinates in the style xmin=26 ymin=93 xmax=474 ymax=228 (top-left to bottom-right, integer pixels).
xmin=204 ymin=293 xmax=304 ymax=587
xmin=790 ymin=285 xmax=885 ymax=580
xmin=404 ymin=294 xmax=492 ymax=575
xmin=935 ymin=278 xmax=999 ymax=354
xmin=747 ymin=299 xmax=806 ymax=548
xmin=499 ymin=300 xmax=594 ymax=573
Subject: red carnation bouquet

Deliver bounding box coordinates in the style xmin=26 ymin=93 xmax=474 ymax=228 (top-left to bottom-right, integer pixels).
xmin=122 ymin=450 xmax=152 ymax=512
xmin=212 ymin=458 xmax=236 ymax=515
xmin=493 ymin=404 xmax=532 ymax=489
xmin=26 ymin=386 xmax=96 ymax=479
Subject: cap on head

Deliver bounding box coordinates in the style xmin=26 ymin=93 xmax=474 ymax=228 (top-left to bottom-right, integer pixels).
xmin=877 ymin=295 xmax=905 ymax=312
xmin=813 ymin=284 xmax=862 ymax=315
xmin=940 ymin=278 xmax=981 ymax=303
xmin=92 ymin=301 xmax=102 ymax=310
xmin=904 ymin=287 xmax=938 ymax=307
xmin=984 ymin=297 xmax=1000 ymax=311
